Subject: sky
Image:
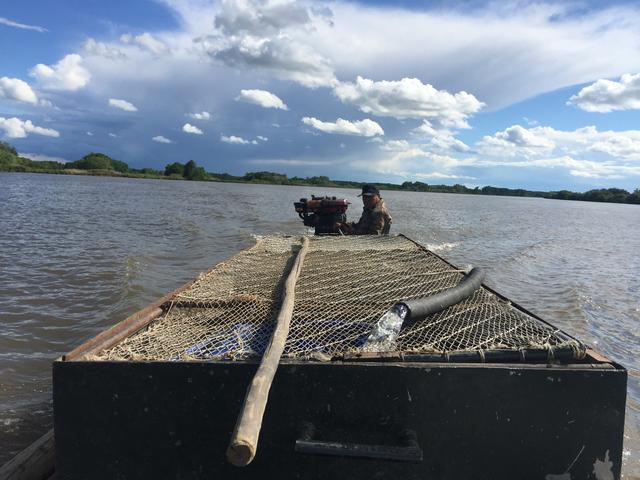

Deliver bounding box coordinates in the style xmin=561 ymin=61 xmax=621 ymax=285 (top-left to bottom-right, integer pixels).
xmin=2 ymin=0 xmax=640 ymax=192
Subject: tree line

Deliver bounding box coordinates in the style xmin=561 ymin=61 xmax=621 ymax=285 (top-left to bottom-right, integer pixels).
xmin=1 ymin=141 xmax=639 ymax=204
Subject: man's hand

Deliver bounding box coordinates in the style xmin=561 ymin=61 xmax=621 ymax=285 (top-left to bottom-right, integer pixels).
xmin=336 ymin=222 xmax=353 ymax=234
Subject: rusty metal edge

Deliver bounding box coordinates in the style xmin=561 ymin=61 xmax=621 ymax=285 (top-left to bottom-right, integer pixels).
xmin=61 ymin=238 xmax=267 ymax=361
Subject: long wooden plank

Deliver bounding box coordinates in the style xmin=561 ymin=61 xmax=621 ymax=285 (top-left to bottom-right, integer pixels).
xmin=0 ymin=429 xmax=54 ymax=480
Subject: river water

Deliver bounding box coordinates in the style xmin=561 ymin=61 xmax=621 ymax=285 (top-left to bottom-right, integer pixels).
xmin=1 ymin=172 xmax=638 ymax=476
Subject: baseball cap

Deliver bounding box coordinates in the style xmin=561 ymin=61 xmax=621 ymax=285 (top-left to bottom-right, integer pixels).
xmin=358 ymin=184 xmax=380 ymax=197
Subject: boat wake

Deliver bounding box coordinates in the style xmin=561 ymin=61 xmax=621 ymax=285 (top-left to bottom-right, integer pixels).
xmin=425 ymin=241 xmax=459 ymax=253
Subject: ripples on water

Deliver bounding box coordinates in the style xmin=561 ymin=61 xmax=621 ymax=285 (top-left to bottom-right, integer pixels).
xmin=1 ymin=173 xmax=638 ymax=475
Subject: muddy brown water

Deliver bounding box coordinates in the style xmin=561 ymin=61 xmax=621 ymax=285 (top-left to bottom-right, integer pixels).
xmin=1 ymin=172 xmax=638 ymax=476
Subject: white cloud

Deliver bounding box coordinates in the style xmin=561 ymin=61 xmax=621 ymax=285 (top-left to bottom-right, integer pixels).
xmin=120 ymin=32 xmax=168 ymax=55
xmin=470 ymin=155 xmax=640 ymax=180
xmin=108 ymin=98 xmax=138 ymax=112
xmin=83 ymin=38 xmax=126 ymax=60
xmin=0 ymin=16 xmax=47 ymax=33
xmin=381 ymin=143 xmax=460 ymax=168
xmin=0 ymin=117 xmax=59 ymax=138
xmin=108 ymin=133 xmax=118 ymax=138
xmin=237 ymin=89 xmax=288 ymax=110
xmin=198 ymin=0 xmax=336 ymax=88
xmin=80 ymin=1 xmax=640 ymax=111
xmin=362 ymin=140 xmax=466 ymax=178
xmin=214 ymin=0 xmax=315 ymax=36
xmin=471 ymin=125 xmax=640 ymax=178
xmin=188 ymin=111 xmax=211 ymax=120
xmin=413 ymin=121 xmax=440 ymax=137
xmin=311 ymin=2 xmax=640 ymax=110
xmin=588 ymin=135 xmax=640 ymax=160
xmin=152 ymin=135 xmax=173 ymax=143
xmin=569 ymin=73 xmax=640 ymax=113
xmin=183 ymin=123 xmax=203 ymax=134
xmin=334 ymin=76 xmax=484 ymax=129
xmin=302 ymin=117 xmax=384 ymax=137
xmin=30 ymin=54 xmax=90 ymax=91
xmin=380 ymin=139 xmax=411 ymax=151
xmin=412 ymin=122 xmax=472 ymax=153
xmin=256 ymin=135 xmax=268 ymax=141
xmin=414 ymin=171 xmax=473 ymax=180
xmin=86 ymin=131 xmax=93 ymax=136
xmin=19 ymin=152 xmax=67 ymax=163
xmin=0 ymin=77 xmax=38 ymax=104
xmin=205 ymin=34 xmax=337 ymax=88
xmin=477 ymin=125 xmax=640 ymax=161
xmin=430 ymin=135 xmax=471 ymax=153
xmin=477 ymin=125 xmax=555 ymax=158
xmin=221 ymin=134 xmax=250 ymax=144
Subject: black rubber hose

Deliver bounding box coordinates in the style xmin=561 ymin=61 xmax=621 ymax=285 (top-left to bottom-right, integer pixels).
xmin=399 ymin=267 xmax=485 ymax=320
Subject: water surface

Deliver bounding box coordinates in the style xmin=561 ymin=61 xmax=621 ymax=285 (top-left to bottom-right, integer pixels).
xmin=1 ymin=173 xmax=638 ymax=475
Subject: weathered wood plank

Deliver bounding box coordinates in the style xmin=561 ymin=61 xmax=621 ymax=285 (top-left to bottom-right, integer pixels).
xmin=0 ymin=429 xmax=55 ymax=480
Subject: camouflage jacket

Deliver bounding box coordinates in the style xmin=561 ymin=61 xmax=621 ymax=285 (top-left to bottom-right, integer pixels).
xmin=349 ymin=199 xmax=392 ymax=235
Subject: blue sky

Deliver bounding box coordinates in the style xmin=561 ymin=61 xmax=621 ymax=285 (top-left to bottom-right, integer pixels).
xmin=2 ymin=0 xmax=640 ymax=191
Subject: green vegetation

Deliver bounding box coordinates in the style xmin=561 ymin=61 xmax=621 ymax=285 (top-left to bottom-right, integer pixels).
xmin=1 ymin=141 xmax=639 ymax=204
xmin=0 ymin=141 xmax=17 ymax=156
xmin=66 ymin=153 xmax=129 ymax=173
xmin=183 ymin=160 xmax=206 ymax=181
xmin=163 ymin=162 xmax=184 ymax=177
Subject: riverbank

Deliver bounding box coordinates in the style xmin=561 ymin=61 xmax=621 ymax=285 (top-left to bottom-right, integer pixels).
xmin=4 ymin=165 xmax=640 ymax=205
xmin=1 ymin=143 xmax=639 ymax=204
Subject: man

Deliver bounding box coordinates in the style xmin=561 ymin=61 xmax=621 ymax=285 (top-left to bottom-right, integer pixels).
xmin=339 ymin=184 xmax=392 ymax=235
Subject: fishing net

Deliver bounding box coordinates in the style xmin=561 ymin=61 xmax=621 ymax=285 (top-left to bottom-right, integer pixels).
xmin=97 ymin=235 xmax=585 ymax=362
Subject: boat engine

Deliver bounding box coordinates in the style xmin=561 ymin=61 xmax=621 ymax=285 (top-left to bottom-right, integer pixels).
xmin=294 ymin=196 xmax=350 ymax=234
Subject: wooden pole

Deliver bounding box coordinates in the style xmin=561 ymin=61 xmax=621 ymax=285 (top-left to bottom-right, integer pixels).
xmin=226 ymin=236 xmax=309 ymax=467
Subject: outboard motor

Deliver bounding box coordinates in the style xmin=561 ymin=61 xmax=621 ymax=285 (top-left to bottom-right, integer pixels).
xmin=294 ymin=196 xmax=350 ymax=235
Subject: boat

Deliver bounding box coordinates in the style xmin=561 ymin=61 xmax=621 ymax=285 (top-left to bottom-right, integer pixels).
xmin=6 ymin=234 xmax=627 ymax=479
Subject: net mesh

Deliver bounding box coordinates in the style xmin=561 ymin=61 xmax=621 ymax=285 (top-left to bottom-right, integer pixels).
xmin=97 ymin=235 xmax=584 ymax=362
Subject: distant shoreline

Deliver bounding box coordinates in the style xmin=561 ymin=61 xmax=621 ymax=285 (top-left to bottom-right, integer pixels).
xmin=3 ymin=167 xmax=639 ymax=206
xmin=1 ymin=144 xmax=638 ymax=205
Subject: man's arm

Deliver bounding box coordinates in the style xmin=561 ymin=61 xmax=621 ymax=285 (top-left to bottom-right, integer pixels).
xmin=353 ymin=211 xmax=386 ymax=235
xmin=337 ymin=211 xmax=364 ymax=235
xmin=336 ymin=221 xmax=354 ymax=234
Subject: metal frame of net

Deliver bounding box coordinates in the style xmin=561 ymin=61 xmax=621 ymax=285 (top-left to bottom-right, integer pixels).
xmin=97 ymin=235 xmax=585 ymax=363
